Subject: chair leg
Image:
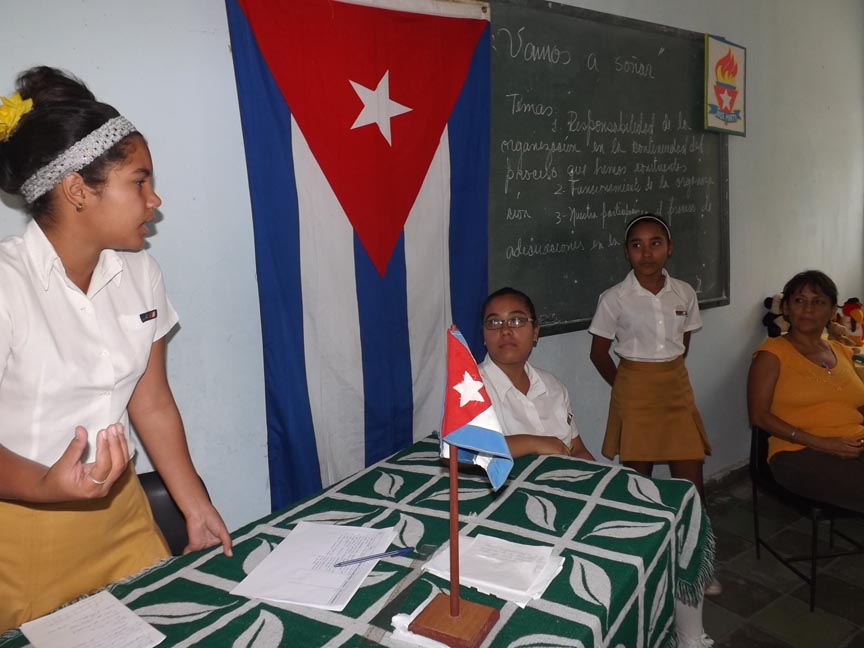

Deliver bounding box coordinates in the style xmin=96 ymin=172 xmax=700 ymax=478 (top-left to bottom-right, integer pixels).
xmin=752 ymin=482 xmax=762 ymax=559
xmin=810 ymin=510 xmax=818 ymax=612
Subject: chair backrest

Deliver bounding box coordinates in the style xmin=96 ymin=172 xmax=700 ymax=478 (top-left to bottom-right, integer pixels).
xmin=139 ymin=471 xmax=202 ymax=556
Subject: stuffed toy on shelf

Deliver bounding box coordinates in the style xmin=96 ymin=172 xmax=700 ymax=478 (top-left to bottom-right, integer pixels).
xmin=838 ymin=297 xmax=864 ymax=344
xmin=761 ymin=294 xmax=788 ymax=338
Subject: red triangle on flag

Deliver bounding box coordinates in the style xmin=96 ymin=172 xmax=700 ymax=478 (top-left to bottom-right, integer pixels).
xmin=239 ymin=0 xmax=487 ymax=275
xmin=441 ymin=328 xmax=491 ymax=437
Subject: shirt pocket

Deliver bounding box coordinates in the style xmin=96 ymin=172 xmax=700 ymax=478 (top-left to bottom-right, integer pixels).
xmin=673 ymin=304 xmax=688 ymax=337
xmin=117 ymin=314 xmax=157 ymax=375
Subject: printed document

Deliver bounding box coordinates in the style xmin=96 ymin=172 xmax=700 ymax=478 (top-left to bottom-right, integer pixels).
xmin=231 ymin=521 xmax=397 ymax=611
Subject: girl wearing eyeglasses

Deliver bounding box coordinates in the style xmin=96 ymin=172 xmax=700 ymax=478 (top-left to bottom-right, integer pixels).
xmin=479 ymin=287 xmax=595 ymax=460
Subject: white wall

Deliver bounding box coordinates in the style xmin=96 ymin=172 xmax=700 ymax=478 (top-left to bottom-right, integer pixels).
xmin=1 ymin=0 xmax=862 ymax=528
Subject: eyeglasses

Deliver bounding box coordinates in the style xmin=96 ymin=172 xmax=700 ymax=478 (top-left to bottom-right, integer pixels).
xmin=483 ymin=317 xmax=535 ymax=330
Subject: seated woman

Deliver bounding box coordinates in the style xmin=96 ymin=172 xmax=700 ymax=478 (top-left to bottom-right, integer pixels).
xmin=748 ymin=270 xmax=864 ymax=513
xmin=478 ymin=287 xmax=594 ymax=460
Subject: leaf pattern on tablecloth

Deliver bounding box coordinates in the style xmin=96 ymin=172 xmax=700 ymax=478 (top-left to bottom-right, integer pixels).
xmin=296 ymin=510 xmax=372 ymax=525
xmin=524 ymin=493 xmax=557 ymax=531
xmin=243 ymin=538 xmax=276 ymax=575
xmin=626 ymin=473 xmax=664 ymax=506
xmin=648 ymin=570 xmax=669 ymax=641
xmin=535 ymin=468 xmax=601 ymax=484
xmin=394 ymin=513 xmax=425 ymax=548
xmin=420 ymin=487 xmax=489 ymax=503
xmin=395 ymin=450 xmax=440 ymax=464
xmin=507 ymin=634 xmax=586 ymax=647
xmin=233 ymin=610 xmax=284 ymax=647
xmin=137 ymin=601 xmax=234 ymax=625
xmin=57 ymin=442 xmax=709 ymax=648
xmin=373 ymin=471 xmax=404 ymax=499
xmin=583 ymin=520 xmax=665 ymax=540
xmin=568 ymin=555 xmax=611 ymax=612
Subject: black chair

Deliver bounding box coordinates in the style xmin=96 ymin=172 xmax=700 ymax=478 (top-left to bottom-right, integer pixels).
xmin=139 ymin=471 xmax=208 ymax=556
xmin=749 ymin=426 xmax=864 ymax=610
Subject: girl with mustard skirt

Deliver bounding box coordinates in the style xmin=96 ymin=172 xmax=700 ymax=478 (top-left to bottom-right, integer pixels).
xmin=588 ymin=214 xmax=710 ymax=491
xmin=0 ymin=67 xmax=232 ymax=630
xmin=588 ymin=213 xmax=718 ymax=638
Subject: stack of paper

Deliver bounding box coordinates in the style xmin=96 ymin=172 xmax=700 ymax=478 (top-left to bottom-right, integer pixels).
xmin=231 ymin=522 xmax=397 ymax=611
xmin=422 ymin=534 xmax=563 ymax=607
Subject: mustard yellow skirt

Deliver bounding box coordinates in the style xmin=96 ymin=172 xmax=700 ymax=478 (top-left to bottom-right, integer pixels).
xmin=602 ymin=357 xmax=711 ymax=462
xmin=0 ymin=466 xmax=170 ymax=631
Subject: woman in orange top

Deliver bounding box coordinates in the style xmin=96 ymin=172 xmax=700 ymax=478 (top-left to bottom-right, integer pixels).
xmin=748 ymin=270 xmax=864 ymax=513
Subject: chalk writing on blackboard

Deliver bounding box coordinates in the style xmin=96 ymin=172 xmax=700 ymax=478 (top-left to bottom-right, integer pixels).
xmin=488 ymin=1 xmax=729 ymax=335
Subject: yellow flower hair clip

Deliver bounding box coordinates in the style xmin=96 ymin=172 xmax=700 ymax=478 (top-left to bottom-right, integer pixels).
xmin=0 ymin=92 xmax=33 ymax=141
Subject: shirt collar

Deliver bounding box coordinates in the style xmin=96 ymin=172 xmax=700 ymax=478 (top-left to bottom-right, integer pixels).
xmin=481 ymin=355 xmax=547 ymax=398
xmin=23 ymin=220 xmax=124 ymax=294
xmin=622 ymin=268 xmax=672 ymax=296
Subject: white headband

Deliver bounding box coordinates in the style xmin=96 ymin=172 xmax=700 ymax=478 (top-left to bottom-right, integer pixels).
xmin=20 ymin=116 xmax=137 ymax=203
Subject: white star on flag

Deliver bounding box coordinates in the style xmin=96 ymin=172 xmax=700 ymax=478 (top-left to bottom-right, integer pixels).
xmin=349 ymin=70 xmax=412 ymax=145
xmin=452 ymin=371 xmax=485 ymax=407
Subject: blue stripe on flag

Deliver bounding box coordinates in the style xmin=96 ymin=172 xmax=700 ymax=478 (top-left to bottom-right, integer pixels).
xmin=355 ymin=232 xmax=414 ymax=465
xmin=448 ymin=25 xmax=490 ymax=361
xmin=448 ymin=424 xmax=514 ymax=491
xmin=225 ymin=0 xmax=322 ymax=509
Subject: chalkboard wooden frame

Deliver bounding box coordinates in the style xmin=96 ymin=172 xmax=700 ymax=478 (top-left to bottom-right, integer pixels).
xmin=488 ymin=0 xmax=730 ymax=337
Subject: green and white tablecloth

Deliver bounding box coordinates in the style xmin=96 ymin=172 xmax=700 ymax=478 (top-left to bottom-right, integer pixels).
xmin=1 ymin=438 xmax=713 ymax=647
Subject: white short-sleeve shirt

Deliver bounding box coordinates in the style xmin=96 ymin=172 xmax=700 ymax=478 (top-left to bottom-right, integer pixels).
xmin=479 ymin=356 xmax=578 ymax=446
xmin=588 ymin=269 xmax=702 ymax=361
xmin=0 ymin=221 xmax=179 ymax=465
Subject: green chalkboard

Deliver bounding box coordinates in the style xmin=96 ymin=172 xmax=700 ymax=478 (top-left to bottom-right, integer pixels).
xmin=489 ymin=0 xmax=730 ymax=336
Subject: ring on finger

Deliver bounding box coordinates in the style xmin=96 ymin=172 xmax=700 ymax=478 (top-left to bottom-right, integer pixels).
xmin=89 ymin=475 xmax=108 ymax=486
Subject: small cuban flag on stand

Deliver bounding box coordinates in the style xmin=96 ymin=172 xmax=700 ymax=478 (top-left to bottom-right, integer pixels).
xmin=410 ymin=327 xmax=513 ymax=647
xmin=440 ymin=327 xmax=513 ymax=489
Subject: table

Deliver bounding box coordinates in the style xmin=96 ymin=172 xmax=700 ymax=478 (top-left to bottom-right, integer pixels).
xmin=0 ymin=438 xmax=714 ymax=648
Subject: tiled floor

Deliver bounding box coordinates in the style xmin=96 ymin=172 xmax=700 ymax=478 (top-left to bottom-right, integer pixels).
xmin=703 ymin=470 xmax=864 ymax=647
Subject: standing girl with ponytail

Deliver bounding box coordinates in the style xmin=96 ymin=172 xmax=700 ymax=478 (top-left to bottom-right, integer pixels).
xmin=0 ymin=67 xmax=231 ymax=629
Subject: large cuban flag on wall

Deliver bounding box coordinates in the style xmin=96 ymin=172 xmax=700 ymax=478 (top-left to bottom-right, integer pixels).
xmin=226 ymin=0 xmax=491 ymax=509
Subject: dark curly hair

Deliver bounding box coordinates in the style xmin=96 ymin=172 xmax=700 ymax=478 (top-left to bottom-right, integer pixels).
xmin=780 ymin=270 xmax=838 ymax=308
xmin=0 ymin=66 xmax=139 ymax=221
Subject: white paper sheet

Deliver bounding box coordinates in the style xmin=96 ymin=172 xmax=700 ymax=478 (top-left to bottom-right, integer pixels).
xmin=423 ymin=534 xmax=563 ymax=607
xmin=20 ymin=591 xmax=164 ymax=648
xmin=231 ymin=521 xmax=397 ymax=611
xmin=391 ymin=591 xmax=450 ymax=648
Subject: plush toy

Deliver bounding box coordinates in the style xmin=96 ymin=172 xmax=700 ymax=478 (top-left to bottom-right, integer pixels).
xmin=839 ymin=298 xmax=864 ymax=344
xmin=762 ymin=294 xmax=789 ymax=337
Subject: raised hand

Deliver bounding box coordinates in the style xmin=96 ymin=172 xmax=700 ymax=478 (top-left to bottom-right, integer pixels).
xmin=38 ymin=423 xmax=130 ymax=501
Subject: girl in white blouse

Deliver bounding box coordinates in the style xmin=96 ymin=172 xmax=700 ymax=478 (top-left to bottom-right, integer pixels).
xmin=479 ymin=287 xmax=594 ymax=460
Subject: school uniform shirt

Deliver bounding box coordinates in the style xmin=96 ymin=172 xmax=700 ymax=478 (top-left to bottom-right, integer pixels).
xmin=479 ymin=356 xmax=577 ymax=446
xmin=0 ymin=220 xmax=179 ymax=466
xmin=588 ymin=269 xmax=702 ymax=361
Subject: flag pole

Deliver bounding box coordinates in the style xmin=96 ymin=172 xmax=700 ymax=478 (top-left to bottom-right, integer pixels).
xmin=409 ymin=326 xmax=505 ymax=647
xmin=409 ymin=442 xmax=500 ymax=648
xmin=449 ymin=445 xmax=461 ymax=617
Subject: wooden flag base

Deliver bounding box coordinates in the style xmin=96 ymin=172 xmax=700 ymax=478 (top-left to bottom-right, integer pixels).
xmin=408 ymin=593 xmax=500 ymax=648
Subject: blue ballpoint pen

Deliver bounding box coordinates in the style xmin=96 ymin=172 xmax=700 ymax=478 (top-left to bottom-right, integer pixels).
xmin=334 ymin=546 xmax=415 ymax=568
